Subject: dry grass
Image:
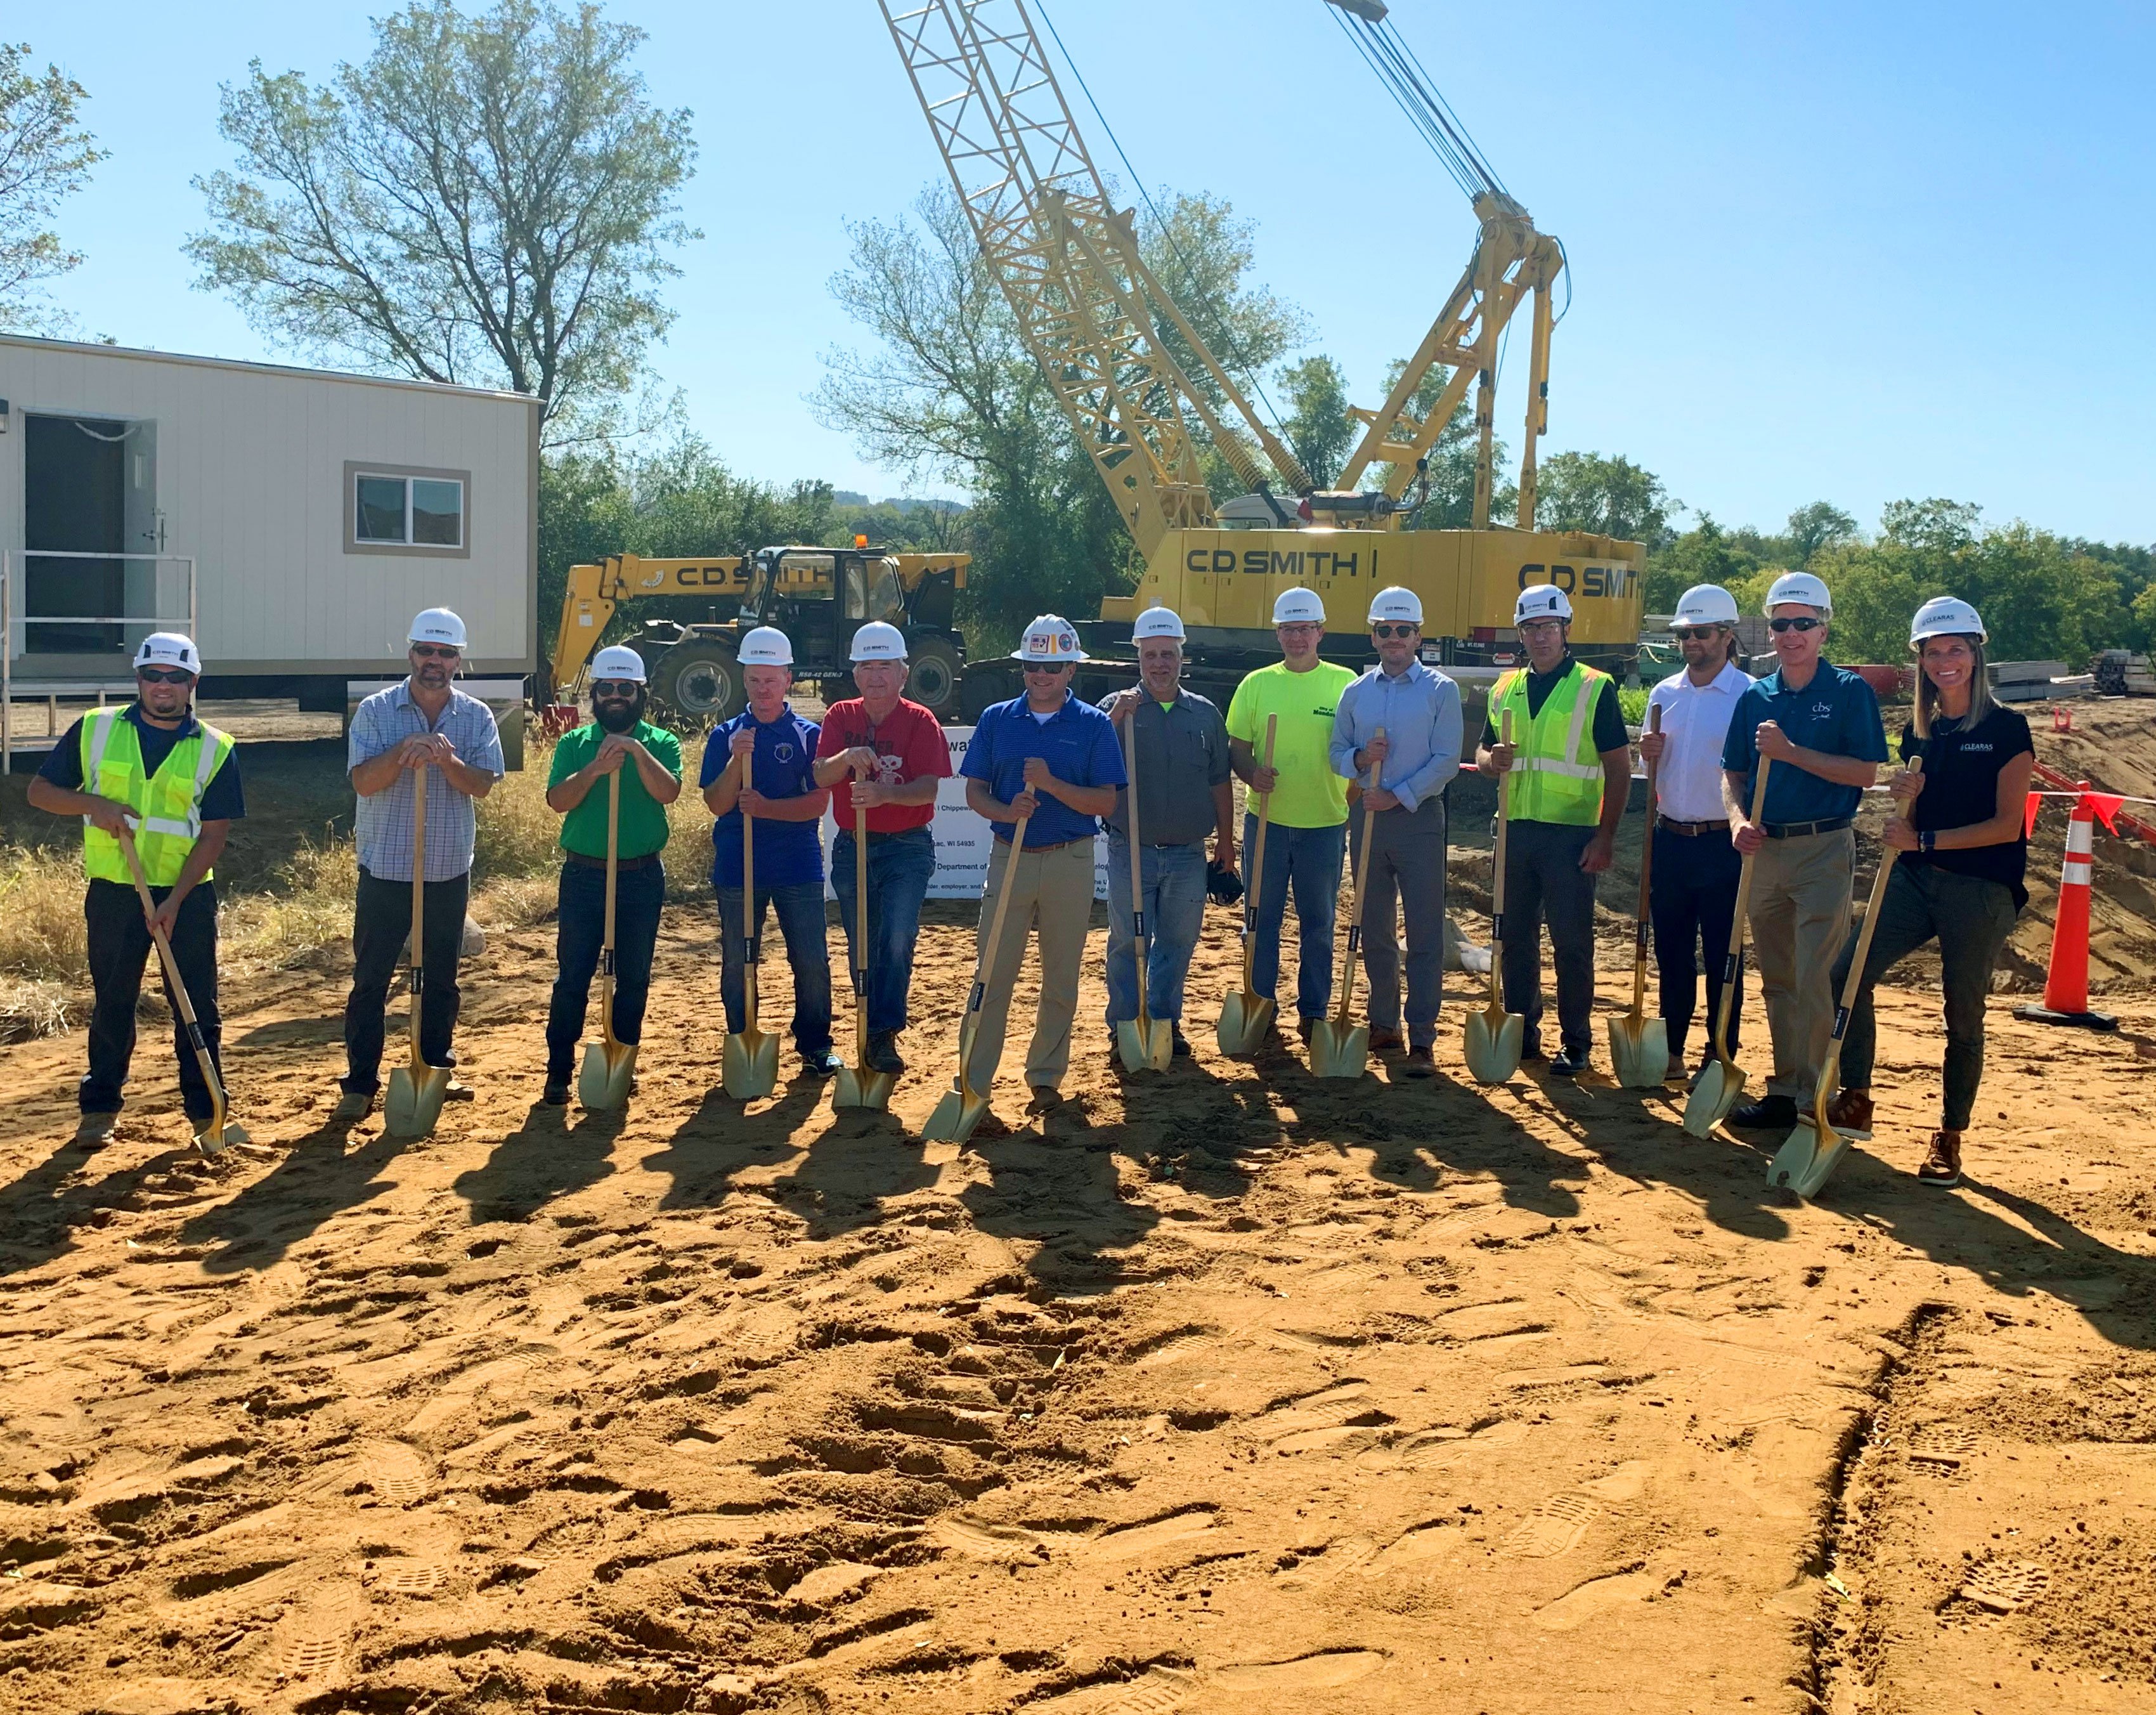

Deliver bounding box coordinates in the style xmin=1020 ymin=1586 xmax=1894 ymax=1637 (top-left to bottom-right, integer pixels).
xmin=0 ymin=731 xmax=733 ymax=1041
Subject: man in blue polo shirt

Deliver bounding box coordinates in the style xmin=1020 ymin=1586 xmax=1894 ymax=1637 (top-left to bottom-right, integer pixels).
xmin=960 ymin=615 xmax=1125 ymax=1104
xmin=701 ymin=627 xmax=838 ymax=1078
xmin=1720 ymin=571 xmax=1888 ymax=1130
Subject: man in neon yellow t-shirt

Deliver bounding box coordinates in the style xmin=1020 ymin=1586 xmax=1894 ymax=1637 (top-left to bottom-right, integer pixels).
xmin=1226 ymin=588 xmax=1359 ymax=1041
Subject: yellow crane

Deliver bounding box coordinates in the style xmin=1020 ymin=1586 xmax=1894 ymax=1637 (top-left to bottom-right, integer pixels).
xmin=878 ymin=0 xmax=1642 ymax=697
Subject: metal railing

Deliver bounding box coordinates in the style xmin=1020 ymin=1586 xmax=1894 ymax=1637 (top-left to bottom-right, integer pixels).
xmin=1 ymin=550 xmax=199 ymax=772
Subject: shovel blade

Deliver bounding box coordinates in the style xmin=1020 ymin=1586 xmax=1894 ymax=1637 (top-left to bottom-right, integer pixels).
xmin=192 ymin=1113 xmax=246 ymax=1157
xmin=384 ymin=1062 xmax=452 ymax=1138
xmin=578 ymin=1038 xmax=638 ymax=1111
xmin=723 ymin=1028 xmax=779 ymax=1102
xmin=1768 ymin=1115 xmax=1853 ymax=1199
xmin=1463 ymin=1006 xmax=1524 ymax=1086
xmin=1216 ymin=989 xmax=1275 ymax=1057
xmin=833 ymin=1066 xmax=896 ymax=1112
xmin=1681 ymin=1059 xmax=1744 ymax=1138
xmin=1116 ymin=1016 xmax=1172 ymax=1074
xmin=1607 ymin=1014 xmax=1670 ymax=1090
xmin=1310 ymin=1020 xmax=1369 ymax=1080
xmin=922 ymin=1083 xmax=989 ymax=1143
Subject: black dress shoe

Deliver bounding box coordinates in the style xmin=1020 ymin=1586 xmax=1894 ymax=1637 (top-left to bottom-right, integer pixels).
xmin=866 ymin=1032 xmax=906 ymax=1074
xmin=1729 ymin=1095 xmax=1799 ymax=1130
xmin=1170 ymin=1027 xmax=1192 ymax=1058
xmin=541 ymin=1081 xmax=570 ymax=1107
xmin=1550 ymin=1046 xmax=1590 ymax=1078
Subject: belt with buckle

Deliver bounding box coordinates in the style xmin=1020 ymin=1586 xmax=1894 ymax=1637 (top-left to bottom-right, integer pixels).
xmin=1656 ymin=816 xmax=1724 ymax=837
xmin=1007 ymin=835 xmax=1090 ymax=852
xmin=1764 ymin=816 xmax=1853 ymax=839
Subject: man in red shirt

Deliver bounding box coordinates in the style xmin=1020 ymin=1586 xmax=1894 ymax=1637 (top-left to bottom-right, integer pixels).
xmin=814 ymin=622 xmax=954 ymax=1074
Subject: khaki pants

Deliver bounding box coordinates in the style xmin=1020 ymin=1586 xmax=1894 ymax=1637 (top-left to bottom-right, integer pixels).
xmin=965 ymin=837 xmax=1094 ymax=1093
xmin=1749 ymin=827 xmax=1854 ymax=1099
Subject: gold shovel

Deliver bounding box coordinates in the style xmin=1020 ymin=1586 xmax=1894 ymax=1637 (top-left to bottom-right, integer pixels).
xmin=576 ymin=771 xmax=637 ymax=1110
xmin=1608 ymin=703 xmax=1670 ymax=1088
xmin=1114 ymin=707 xmax=1172 ymax=1074
xmin=722 ymin=761 xmax=780 ymax=1101
xmin=1464 ymin=710 xmax=1525 ymax=1085
xmin=1769 ymin=759 xmax=1922 ymax=1198
xmin=923 ymin=810 xmax=1030 ymax=1143
xmin=833 ymin=800 xmax=896 ymax=1112
xmin=1681 ymin=759 xmax=1772 ymax=1137
xmin=1311 ymin=726 xmax=1384 ymax=1080
xmin=114 ymin=822 xmax=245 ymax=1157
xmin=1216 ymin=714 xmax=1277 ymax=1056
xmin=385 ymin=779 xmax=455 ymax=1137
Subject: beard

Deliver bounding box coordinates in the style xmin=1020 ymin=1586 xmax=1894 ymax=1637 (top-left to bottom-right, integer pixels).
xmin=595 ymin=691 xmax=644 ymax=733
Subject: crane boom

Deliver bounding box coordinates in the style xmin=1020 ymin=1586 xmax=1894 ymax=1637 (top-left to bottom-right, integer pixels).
xmin=878 ymin=1 xmax=1308 ymax=561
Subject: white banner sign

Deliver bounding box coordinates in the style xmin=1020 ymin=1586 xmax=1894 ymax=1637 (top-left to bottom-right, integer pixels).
xmin=823 ymin=726 xmax=1108 ymax=901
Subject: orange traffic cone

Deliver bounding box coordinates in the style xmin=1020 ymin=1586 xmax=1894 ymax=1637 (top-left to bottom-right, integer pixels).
xmin=2014 ymin=788 xmax=2118 ymax=1031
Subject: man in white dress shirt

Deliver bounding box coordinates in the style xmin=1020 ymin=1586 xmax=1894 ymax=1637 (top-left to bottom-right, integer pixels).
xmin=1639 ymin=585 xmax=1755 ymax=1081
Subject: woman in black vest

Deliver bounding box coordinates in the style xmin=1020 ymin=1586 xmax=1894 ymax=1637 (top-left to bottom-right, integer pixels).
xmin=1823 ymin=597 xmax=2034 ymax=1187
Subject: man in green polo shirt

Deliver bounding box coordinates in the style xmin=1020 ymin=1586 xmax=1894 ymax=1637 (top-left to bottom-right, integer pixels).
xmin=1226 ymin=587 xmax=1359 ymax=1043
xmin=542 ymin=646 xmax=684 ymax=1105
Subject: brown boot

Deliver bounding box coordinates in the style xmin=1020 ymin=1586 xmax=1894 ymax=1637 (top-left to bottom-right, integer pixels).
xmin=1825 ymin=1088 xmax=1874 ymax=1138
xmin=1916 ymin=1130 xmax=1963 ymax=1188
xmin=1368 ymin=1027 xmax=1406 ymax=1055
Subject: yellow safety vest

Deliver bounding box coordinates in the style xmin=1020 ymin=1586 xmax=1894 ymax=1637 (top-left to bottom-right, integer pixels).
xmin=1493 ymin=662 xmax=1613 ymax=827
xmin=79 ymin=709 xmax=234 ymax=888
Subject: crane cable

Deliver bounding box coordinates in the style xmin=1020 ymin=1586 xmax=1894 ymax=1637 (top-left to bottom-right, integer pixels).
xmin=1033 ymin=0 xmax=1297 ymax=450
xmin=1327 ymin=9 xmax=1503 ymax=203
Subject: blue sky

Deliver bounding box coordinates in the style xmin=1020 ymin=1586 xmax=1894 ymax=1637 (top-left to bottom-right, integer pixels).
xmin=25 ymin=0 xmax=2156 ymax=542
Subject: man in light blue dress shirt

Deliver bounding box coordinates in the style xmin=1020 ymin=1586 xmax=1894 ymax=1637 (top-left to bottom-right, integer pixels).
xmin=1329 ymin=587 xmax=1464 ymax=1077
xmin=337 ymin=608 xmax=503 ymax=1118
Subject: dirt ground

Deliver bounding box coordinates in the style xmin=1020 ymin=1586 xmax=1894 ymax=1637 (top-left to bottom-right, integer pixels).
xmin=3 ymin=699 xmax=2156 ymax=1715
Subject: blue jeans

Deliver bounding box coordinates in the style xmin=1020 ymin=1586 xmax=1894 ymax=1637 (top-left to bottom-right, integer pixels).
xmin=545 ymin=859 xmax=665 ymax=1083
xmin=829 ymin=827 xmax=937 ymax=1036
xmin=716 ymin=880 xmax=833 ymax=1054
xmin=1245 ymin=815 xmax=1346 ymax=1022
xmin=1104 ymin=835 xmax=1208 ymax=1024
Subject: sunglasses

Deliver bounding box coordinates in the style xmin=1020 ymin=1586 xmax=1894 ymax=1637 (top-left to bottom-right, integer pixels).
xmin=1671 ymin=625 xmax=1724 ymax=642
xmin=136 ymin=667 xmax=193 ymax=685
xmin=1769 ymin=616 xmax=1824 ymax=634
xmin=1372 ymin=623 xmax=1419 ymax=640
xmin=594 ymin=681 xmax=640 ymax=697
xmin=411 ymin=642 xmax=461 ymax=660
xmin=1023 ymin=662 xmax=1070 ymax=675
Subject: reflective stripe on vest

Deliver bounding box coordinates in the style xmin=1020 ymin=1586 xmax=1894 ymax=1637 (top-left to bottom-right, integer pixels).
xmin=79 ymin=710 xmax=232 ymax=886
xmin=1495 ymin=663 xmax=1612 ymax=826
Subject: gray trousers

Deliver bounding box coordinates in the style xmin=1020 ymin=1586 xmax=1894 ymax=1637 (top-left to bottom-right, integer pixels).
xmin=1349 ymin=796 xmax=1448 ymax=1047
xmin=1499 ymin=820 xmax=1597 ymax=1055
xmin=1834 ymin=863 xmax=2018 ymax=1130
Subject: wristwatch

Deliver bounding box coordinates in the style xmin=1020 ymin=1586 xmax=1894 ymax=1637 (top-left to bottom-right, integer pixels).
xmin=1919 ymin=830 xmax=1937 ymax=854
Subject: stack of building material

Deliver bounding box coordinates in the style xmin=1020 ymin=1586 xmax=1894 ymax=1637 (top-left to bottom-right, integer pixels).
xmin=1992 ymin=660 xmax=2072 ymax=702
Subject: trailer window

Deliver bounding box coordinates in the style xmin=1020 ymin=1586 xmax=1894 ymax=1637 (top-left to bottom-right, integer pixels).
xmin=351 ymin=469 xmax=465 ymax=549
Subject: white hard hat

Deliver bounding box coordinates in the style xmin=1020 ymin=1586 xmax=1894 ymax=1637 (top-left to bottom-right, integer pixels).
xmin=1673 ymin=584 xmax=1741 ymax=627
xmin=590 ymin=644 xmax=647 ymax=684
xmin=1514 ymin=584 xmax=1573 ymax=625
xmin=739 ymin=626 xmax=795 ymax=667
xmin=1368 ymin=586 xmax=1423 ymax=626
xmin=1271 ymin=587 xmax=1325 ymax=625
xmin=408 ymin=608 xmax=468 ymax=649
xmin=1132 ymin=606 xmax=1186 ymax=642
xmin=1909 ymin=596 xmax=1987 ymax=647
xmin=849 ymin=620 xmax=908 ymax=663
xmin=133 ymin=632 xmax=200 ymax=675
xmin=1765 ymin=571 xmax=1833 ymax=616
xmin=1010 ymin=615 xmax=1087 ymax=663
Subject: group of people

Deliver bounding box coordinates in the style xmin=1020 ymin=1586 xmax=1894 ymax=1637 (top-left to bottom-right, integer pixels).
xmin=28 ymin=568 xmax=2034 ymax=1190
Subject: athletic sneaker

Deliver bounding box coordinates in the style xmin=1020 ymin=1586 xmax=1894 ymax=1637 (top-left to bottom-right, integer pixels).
xmin=1916 ymin=1131 xmax=1963 ymax=1188
xmin=74 ymin=1111 xmax=117 ymax=1145
xmin=332 ymin=1090 xmax=373 ymax=1121
xmin=802 ymin=1049 xmax=846 ymax=1080
xmin=1729 ymin=1094 xmax=1800 ymax=1130
xmin=1825 ymin=1089 xmax=1875 ymax=1139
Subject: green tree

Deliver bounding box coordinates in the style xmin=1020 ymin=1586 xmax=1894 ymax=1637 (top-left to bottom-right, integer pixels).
xmin=1534 ymin=450 xmax=1676 ymax=547
xmin=1784 ymin=500 xmax=1857 ymax=565
xmin=1278 ymin=355 xmax=1356 ymax=490
xmin=0 ymin=42 xmax=106 ymax=332
xmin=815 ymin=181 xmax=1299 ymax=646
xmin=188 ymin=0 xmax=696 ymax=442
xmin=1640 ymin=515 xmax=1762 ymax=618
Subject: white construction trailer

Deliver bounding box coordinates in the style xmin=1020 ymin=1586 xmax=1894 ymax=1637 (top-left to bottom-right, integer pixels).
xmin=0 ymin=334 xmax=538 ymax=762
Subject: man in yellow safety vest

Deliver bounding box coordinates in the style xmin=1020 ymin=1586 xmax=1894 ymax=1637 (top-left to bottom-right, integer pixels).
xmin=27 ymin=634 xmax=244 ymax=1145
xmin=1475 ymin=584 xmax=1633 ymax=1076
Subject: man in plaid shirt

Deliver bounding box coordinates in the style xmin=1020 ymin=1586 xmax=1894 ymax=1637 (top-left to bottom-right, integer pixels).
xmin=336 ymin=608 xmax=503 ymax=1118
